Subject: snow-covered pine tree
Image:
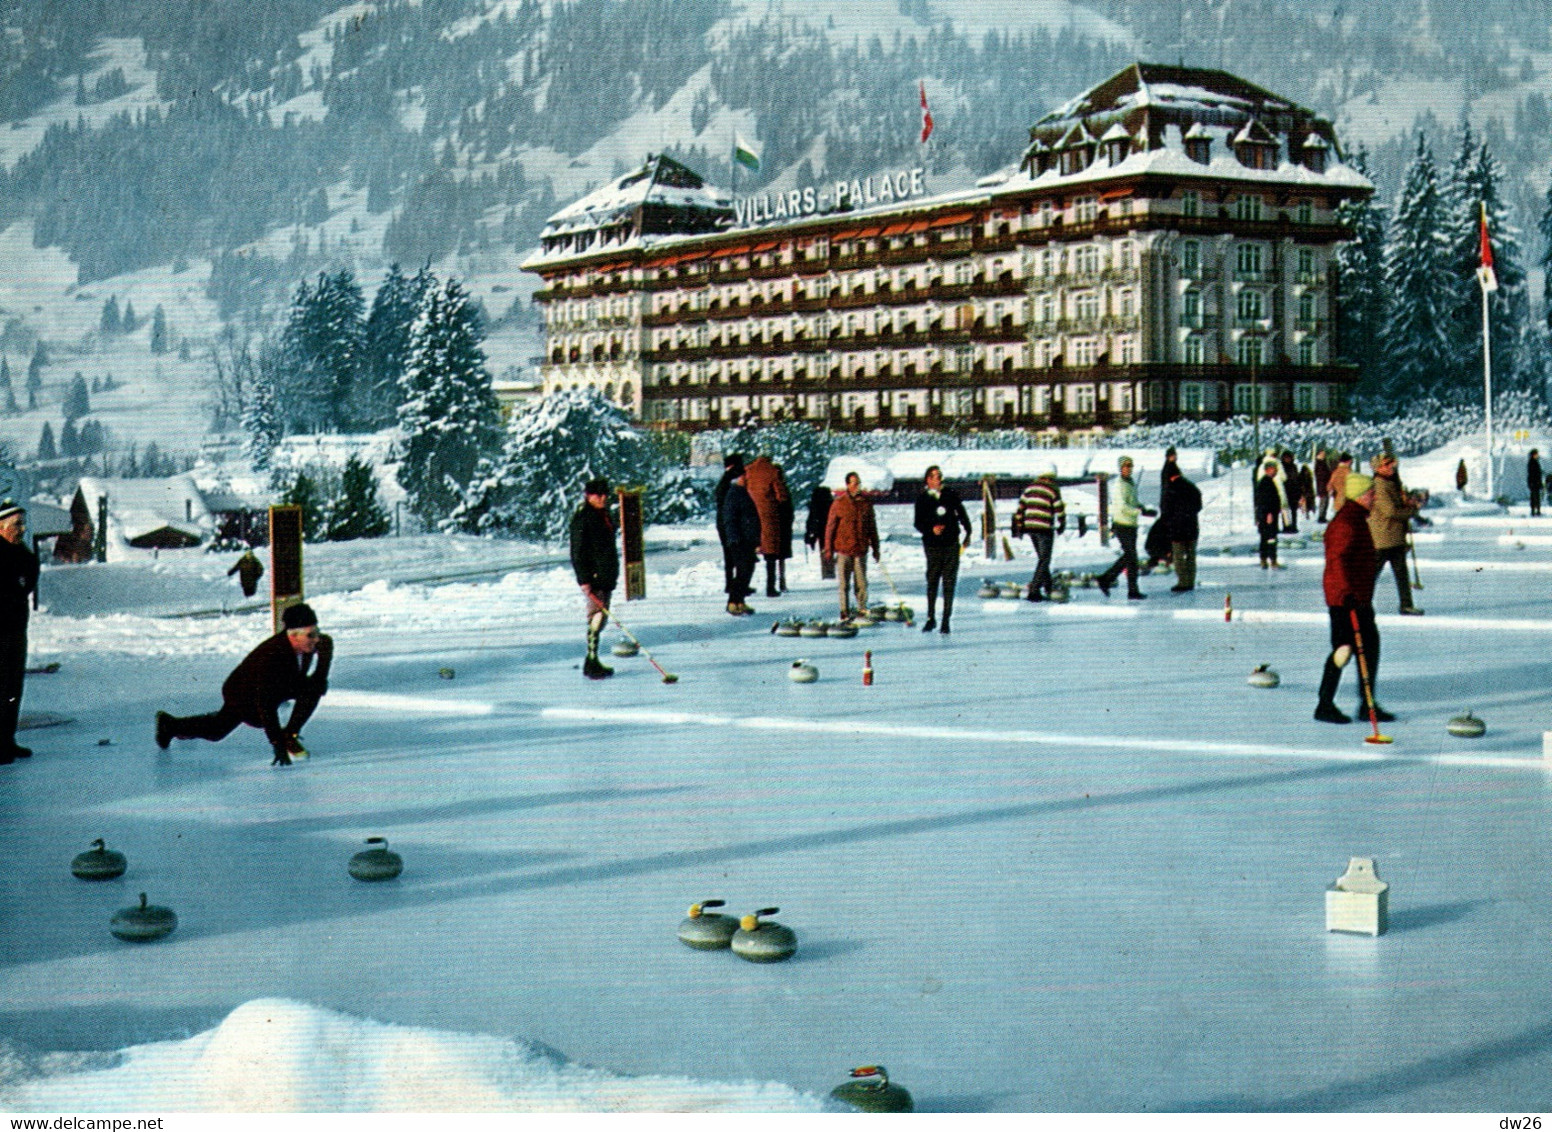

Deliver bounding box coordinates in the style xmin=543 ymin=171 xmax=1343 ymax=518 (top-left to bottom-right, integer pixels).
xmin=447 ymin=388 xmax=661 ymax=541
xmin=359 ymin=263 xmax=430 ymax=428
xmin=280 ymin=470 xmax=324 ymax=540
xmin=149 ymin=305 xmax=169 ymax=355
xmin=1541 ymin=172 xmax=1552 ymax=338
xmin=1446 ymin=134 xmax=1531 ymax=392
xmin=396 ymin=275 xmax=502 ymax=524
xmin=1335 ymin=147 xmax=1388 ymax=407
xmin=243 ymin=349 xmax=283 ymax=470
xmin=1383 ymin=134 xmax=1456 ymax=406
xmin=324 ymin=453 xmax=391 ymax=541
xmin=60 ymin=419 xmax=77 ymax=458
xmin=99 ymin=296 xmax=120 ymax=336
xmin=36 ymin=421 xmax=55 ymax=462
xmin=721 ymin=419 xmax=832 ymax=499
xmin=278 ymin=271 xmax=366 ymax=432
xmin=64 ymin=373 xmax=89 ymax=421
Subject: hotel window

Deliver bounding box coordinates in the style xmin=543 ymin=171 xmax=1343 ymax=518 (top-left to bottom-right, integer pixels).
xmin=1074 ymin=245 xmax=1101 ymax=275
xmin=1114 ymin=383 xmax=1134 ymax=410
xmin=1180 ymin=189 xmax=1200 ymax=218
xmin=1183 ymin=335 xmax=1205 ymax=364
xmin=1294 ymin=383 xmax=1316 ymax=411
xmin=1299 ymin=339 xmax=1319 ymax=366
xmin=1071 ymin=383 xmax=1096 ymax=413
xmin=1071 ymin=339 xmax=1098 ymax=367
xmin=1074 ymin=196 xmax=1098 ymax=223
xmin=1039 ymin=200 xmax=1055 ymax=227
xmin=955 ymin=262 xmax=974 ymax=285
xmin=1180 ymin=383 xmax=1204 ymax=412
xmin=1296 ymin=200 xmax=1314 ymax=224
xmin=1115 ymin=241 xmax=1134 ymax=269
xmin=1236 ymin=243 xmax=1264 ymax=275
xmin=1237 ymin=290 xmax=1265 ymax=321
xmin=1233 ymin=383 xmax=1269 ymax=412
xmin=1118 ymin=290 xmax=1136 ymax=318
xmin=1298 ymin=292 xmax=1317 ymax=323
xmin=1182 ymin=288 xmax=1202 ymax=325
xmin=1117 ymin=336 xmax=1136 ymax=365
xmin=1297 ymin=247 xmax=1316 ymax=277
xmin=1116 ymin=198 xmax=1132 ymax=217
xmin=1233 ymin=194 xmax=1264 ymax=222
xmin=1237 ymin=337 xmax=1265 ymax=366
xmin=1073 ymin=291 xmax=1100 ymax=321
xmin=1181 ymin=240 xmax=1201 ymax=276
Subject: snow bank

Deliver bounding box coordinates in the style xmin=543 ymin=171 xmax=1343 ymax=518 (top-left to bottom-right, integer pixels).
xmin=0 ymin=999 xmax=830 ymax=1112
xmin=824 ymin=447 xmax=1219 ymax=490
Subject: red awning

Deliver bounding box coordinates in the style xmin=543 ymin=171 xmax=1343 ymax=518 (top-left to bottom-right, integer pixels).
xmin=711 ymin=244 xmax=751 ymax=258
xmin=881 ymin=221 xmax=910 ymax=236
xmin=751 ymin=240 xmax=780 ymax=253
xmin=1099 ymin=187 xmax=1132 ymax=201
xmin=905 ymin=219 xmax=931 ymax=233
xmin=929 ymin=212 xmax=975 ymax=228
xmin=854 ymin=226 xmax=882 ymax=238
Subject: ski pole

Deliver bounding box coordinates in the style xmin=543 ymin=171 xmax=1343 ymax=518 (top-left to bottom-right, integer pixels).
xmin=602 ymin=606 xmax=679 ymax=684
xmin=1406 ymin=530 xmax=1424 ymax=590
xmin=1348 ymin=607 xmax=1391 ymax=745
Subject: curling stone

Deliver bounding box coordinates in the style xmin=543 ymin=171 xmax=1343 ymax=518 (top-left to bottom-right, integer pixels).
xmin=829 ymin=620 xmax=858 ymax=639
xmin=110 ymin=893 xmax=177 ymax=942
xmin=868 ymin=605 xmax=888 ymax=620
xmin=1048 ymin=584 xmax=1070 ymax=604
xmin=611 ymin=639 xmax=640 ymax=657
xmin=977 ymin=580 xmax=999 ymax=599
xmin=800 ymin=620 xmax=829 ymax=638
xmin=71 ymin=838 xmax=127 ymax=880
xmin=731 ymin=907 xmax=797 ymax=962
xmin=851 ymin=609 xmax=879 ymax=626
xmin=1078 ymin=573 xmax=1096 ymax=589
xmin=788 ymin=660 xmax=818 ymax=684
xmin=1447 ymin=711 xmax=1486 ymax=738
xmin=999 ymin=582 xmax=1022 ymax=599
xmin=774 ymin=620 xmax=803 ymax=638
xmin=348 ymin=836 xmax=403 ymax=881
xmin=1247 ymin=665 xmax=1280 ymax=688
xmin=437 ymin=666 xmax=456 ymax=679
xmin=677 ymin=899 xmax=739 ymax=950
xmin=883 ymin=605 xmax=904 ymax=621
xmin=831 ymin=1066 xmax=913 ymax=1113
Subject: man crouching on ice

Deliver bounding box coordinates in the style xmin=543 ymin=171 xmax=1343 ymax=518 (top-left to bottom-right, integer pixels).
xmin=155 ymin=602 xmax=333 ymax=766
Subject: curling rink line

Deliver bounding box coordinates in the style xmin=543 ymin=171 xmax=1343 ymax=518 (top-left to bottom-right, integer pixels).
xmin=1196 ymin=555 xmax=1552 ymax=573
xmin=1171 ymin=608 xmax=1552 ymax=632
xmin=541 ymin=706 xmax=1543 ymax=772
xmin=326 ymin=689 xmax=496 ymax=715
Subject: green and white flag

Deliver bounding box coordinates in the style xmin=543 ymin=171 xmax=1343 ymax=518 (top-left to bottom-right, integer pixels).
xmin=733 ymin=132 xmax=761 ymax=172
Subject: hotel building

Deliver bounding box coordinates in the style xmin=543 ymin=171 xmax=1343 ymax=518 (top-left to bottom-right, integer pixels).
xmin=522 ymin=63 xmax=1373 ymax=434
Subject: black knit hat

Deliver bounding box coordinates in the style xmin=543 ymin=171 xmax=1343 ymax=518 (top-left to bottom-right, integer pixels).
xmin=282 ymin=603 xmax=318 ymax=630
xmin=584 ymin=477 xmax=610 ymax=496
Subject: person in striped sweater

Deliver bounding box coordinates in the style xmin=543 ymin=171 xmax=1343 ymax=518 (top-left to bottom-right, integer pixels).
xmin=1013 ymin=466 xmax=1065 ymax=602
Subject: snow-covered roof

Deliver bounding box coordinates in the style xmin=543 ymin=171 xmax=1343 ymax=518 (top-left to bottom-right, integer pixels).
xmin=538 ymin=154 xmax=732 ymax=237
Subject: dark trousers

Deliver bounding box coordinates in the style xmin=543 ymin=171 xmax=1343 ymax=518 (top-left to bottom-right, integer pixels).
xmin=924 ymin=544 xmax=960 ymax=623
xmin=721 ymin=544 xmax=735 ymax=594
xmin=1317 ymin=493 xmax=1330 ymax=523
xmin=1026 ymin=530 xmax=1055 ymax=596
xmin=728 ymin=547 xmax=757 ymax=602
xmin=1257 ymin=522 xmax=1279 ymax=565
xmin=166 ymin=689 xmax=322 ymax=747
xmin=1099 ymin=526 xmax=1141 ymax=595
xmin=1326 ymin=604 xmax=1380 ymax=709
xmin=0 ymin=631 xmax=25 ymax=750
xmin=1375 ymin=545 xmax=1414 ymax=610
xmin=1171 ymin=540 xmax=1197 ymax=590
xmin=1532 ymin=487 xmax=1542 ymax=516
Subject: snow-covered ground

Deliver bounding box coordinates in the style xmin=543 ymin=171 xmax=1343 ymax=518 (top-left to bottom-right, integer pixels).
xmin=6 ymin=444 xmax=1552 ymax=1112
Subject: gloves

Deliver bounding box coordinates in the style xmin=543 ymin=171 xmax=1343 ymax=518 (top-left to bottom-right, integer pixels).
xmin=271 ymin=746 xmax=292 ymax=767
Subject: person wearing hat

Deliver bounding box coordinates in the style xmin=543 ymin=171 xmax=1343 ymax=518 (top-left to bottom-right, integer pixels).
xmin=1369 ymin=450 xmax=1423 ymax=615
xmin=1013 ymin=465 xmax=1064 ymax=602
xmin=155 ymin=602 xmax=333 ymax=765
xmin=714 ymin=453 xmax=744 ymax=597
xmin=1096 ymin=456 xmax=1152 ymax=600
xmin=1529 ymin=450 xmax=1543 ymax=517
xmin=1315 ymin=473 xmax=1393 ymax=725
xmin=571 ymin=478 xmax=621 ymax=675
xmin=1254 ymin=457 xmax=1284 ymax=569
xmin=0 ymin=502 xmax=38 ymax=764
xmin=718 ymin=460 xmax=761 ymax=616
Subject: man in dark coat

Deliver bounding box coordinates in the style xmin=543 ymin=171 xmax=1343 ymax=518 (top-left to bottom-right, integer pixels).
xmin=156 ymin=602 xmax=333 ymax=765
xmin=228 ymin=549 xmax=264 ymax=598
xmin=714 ymin=453 xmax=743 ymax=597
xmin=1529 ymin=449 xmax=1543 ymax=517
xmin=1279 ymin=450 xmax=1301 ymax=532
xmin=0 ymin=503 xmax=38 ymax=764
xmin=914 ymin=464 xmax=972 ymax=633
xmin=1254 ymin=459 xmax=1283 ymax=569
xmin=1316 ymin=474 xmax=1392 ymax=725
xmin=1159 ymin=467 xmax=1202 ymax=592
xmin=1314 ymin=448 xmax=1333 ymax=522
xmin=570 ymin=478 xmax=620 ymax=678
xmin=719 ymin=462 xmax=761 ymax=616
xmin=805 ymin=485 xmax=835 ymax=580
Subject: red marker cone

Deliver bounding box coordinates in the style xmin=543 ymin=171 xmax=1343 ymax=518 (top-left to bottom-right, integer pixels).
xmin=862 ymin=650 xmax=874 ymax=686
xmin=1224 ymin=593 xmax=1233 ymax=622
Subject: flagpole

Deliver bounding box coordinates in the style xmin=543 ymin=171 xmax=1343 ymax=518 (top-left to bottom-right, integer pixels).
xmin=1483 ymin=269 xmax=1494 ymax=501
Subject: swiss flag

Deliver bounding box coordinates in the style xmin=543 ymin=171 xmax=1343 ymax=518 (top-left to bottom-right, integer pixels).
xmin=1477 ymin=201 xmax=1498 ymax=293
xmin=919 ymin=81 xmax=933 ymax=144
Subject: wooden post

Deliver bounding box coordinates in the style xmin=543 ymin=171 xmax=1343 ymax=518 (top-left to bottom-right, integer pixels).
xmin=1097 ymin=474 xmax=1110 ymax=547
xmin=95 ymin=495 xmax=108 ymax=563
xmin=618 ymin=487 xmax=646 ymax=601
xmin=980 ymin=475 xmax=997 ymax=559
xmin=268 ymin=504 xmax=305 ymax=633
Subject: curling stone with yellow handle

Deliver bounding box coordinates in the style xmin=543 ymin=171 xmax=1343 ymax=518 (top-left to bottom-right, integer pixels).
xmin=1247 ymin=664 xmax=1280 ymax=688
xmin=829 ymin=620 xmax=858 ymax=639
xmin=611 ymin=639 xmax=639 ymax=657
xmin=111 ymin=893 xmax=177 ymax=942
xmin=348 ymin=836 xmax=403 ymax=881
xmin=677 ymin=899 xmax=739 ymax=950
xmin=831 ymin=1066 xmax=913 ymax=1113
xmin=788 ymin=659 xmax=818 ymax=684
xmin=72 ymin=838 xmax=127 ymax=880
xmin=977 ymin=579 xmax=999 ymax=599
xmin=731 ymin=907 xmax=797 ymax=962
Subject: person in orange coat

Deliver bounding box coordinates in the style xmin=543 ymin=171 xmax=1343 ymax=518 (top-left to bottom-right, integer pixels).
xmin=743 ymin=453 xmax=790 ymax=598
xmin=823 ymin=471 xmax=880 ymax=620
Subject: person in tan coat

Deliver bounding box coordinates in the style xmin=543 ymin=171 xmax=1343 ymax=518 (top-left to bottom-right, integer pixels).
xmin=823 ymin=471 xmax=880 ymax=620
xmin=1368 ymin=450 xmax=1424 ymax=615
xmin=742 ymin=453 xmax=790 ymax=598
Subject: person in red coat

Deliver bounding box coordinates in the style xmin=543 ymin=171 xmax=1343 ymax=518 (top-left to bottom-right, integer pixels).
xmin=1315 ymin=475 xmax=1393 ymax=725
xmin=156 ymin=602 xmax=333 ymax=765
xmin=742 ymin=453 xmax=790 ymax=598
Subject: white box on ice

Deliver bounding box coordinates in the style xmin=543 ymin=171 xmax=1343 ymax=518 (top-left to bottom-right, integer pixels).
xmin=1325 ymin=857 xmax=1388 ymax=936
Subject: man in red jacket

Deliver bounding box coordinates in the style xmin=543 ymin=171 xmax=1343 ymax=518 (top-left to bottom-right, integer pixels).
xmin=1315 ymin=474 xmax=1393 ymax=725
xmin=156 ymin=603 xmax=333 ymax=765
